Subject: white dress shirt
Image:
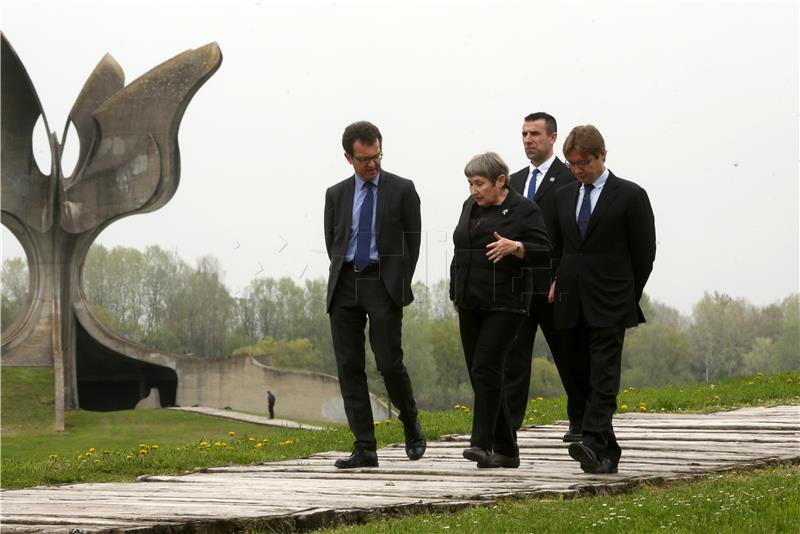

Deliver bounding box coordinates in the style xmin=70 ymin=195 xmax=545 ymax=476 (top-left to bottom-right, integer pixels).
xmin=523 ymin=153 xmax=556 ymax=198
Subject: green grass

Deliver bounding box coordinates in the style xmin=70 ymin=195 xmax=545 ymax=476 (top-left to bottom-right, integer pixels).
xmin=318 ymin=464 xmax=800 ymax=533
xmin=1 ymin=368 xmax=798 ymax=489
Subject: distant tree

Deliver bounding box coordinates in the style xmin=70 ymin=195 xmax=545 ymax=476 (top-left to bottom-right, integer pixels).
xmin=622 ymin=323 xmax=695 ymax=387
xmin=1 ymin=257 xmax=29 ymax=331
xmin=167 ymin=256 xmax=234 ymax=357
xmin=233 ymin=336 xmax=319 ymax=370
xmin=530 ymin=357 xmax=564 ymax=398
xmin=743 ymin=294 xmax=799 ymax=374
xmin=689 ymin=292 xmax=758 ymax=381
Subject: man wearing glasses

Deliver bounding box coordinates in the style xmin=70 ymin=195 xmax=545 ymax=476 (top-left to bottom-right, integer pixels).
xmin=547 ymin=125 xmax=656 ymax=474
xmin=506 ymin=112 xmax=577 ymax=441
xmin=324 ymin=121 xmax=425 ymax=469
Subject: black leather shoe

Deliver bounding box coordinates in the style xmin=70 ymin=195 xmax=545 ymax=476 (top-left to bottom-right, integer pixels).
xmin=334 ymin=447 xmax=378 ymax=469
xmin=478 ymin=452 xmax=521 ymax=469
xmin=562 ymin=425 xmax=582 ymax=442
xmin=568 ymin=441 xmax=598 ymax=472
xmin=404 ymin=418 xmax=427 ymax=461
xmin=462 ymin=446 xmax=491 ymax=464
xmin=588 ymin=457 xmax=618 ymax=474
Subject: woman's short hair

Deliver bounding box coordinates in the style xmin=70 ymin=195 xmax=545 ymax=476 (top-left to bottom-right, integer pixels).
xmin=464 ymin=152 xmax=509 ymax=187
xmin=563 ymin=125 xmax=606 ymax=159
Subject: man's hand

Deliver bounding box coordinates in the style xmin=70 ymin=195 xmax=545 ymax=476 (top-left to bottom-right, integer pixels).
xmin=486 ymin=232 xmax=523 ymax=263
xmin=548 ymin=280 xmax=556 ymax=303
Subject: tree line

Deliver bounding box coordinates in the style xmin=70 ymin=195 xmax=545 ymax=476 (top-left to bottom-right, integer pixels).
xmin=1 ymin=244 xmax=797 ymax=410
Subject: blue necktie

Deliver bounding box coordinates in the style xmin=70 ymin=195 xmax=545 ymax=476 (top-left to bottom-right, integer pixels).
xmin=577 ymin=183 xmax=595 ymax=239
xmin=354 ymin=181 xmax=375 ymax=270
xmin=526 ymin=168 xmax=540 ymax=200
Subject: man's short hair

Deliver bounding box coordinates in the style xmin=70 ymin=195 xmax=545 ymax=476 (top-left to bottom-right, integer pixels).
xmin=464 ymin=152 xmax=510 ymax=188
xmin=342 ymin=121 xmax=382 ymax=155
xmin=524 ymin=112 xmax=557 ymax=135
xmin=563 ymin=125 xmax=606 ymax=158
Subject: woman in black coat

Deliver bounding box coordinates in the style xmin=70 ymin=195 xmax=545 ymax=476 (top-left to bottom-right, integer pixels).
xmin=450 ymin=152 xmax=551 ymax=468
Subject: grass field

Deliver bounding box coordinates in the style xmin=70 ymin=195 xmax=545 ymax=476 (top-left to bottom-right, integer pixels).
xmin=1 ymin=368 xmax=798 ymax=489
xmin=318 ymin=465 xmax=800 ymax=534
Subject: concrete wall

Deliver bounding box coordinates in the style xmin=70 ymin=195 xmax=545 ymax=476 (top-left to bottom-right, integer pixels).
xmin=175 ymin=356 xmax=390 ymax=424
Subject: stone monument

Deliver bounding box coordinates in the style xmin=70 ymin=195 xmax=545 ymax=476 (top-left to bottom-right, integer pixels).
xmin=0 ymin=34 xmax=222 ymax=429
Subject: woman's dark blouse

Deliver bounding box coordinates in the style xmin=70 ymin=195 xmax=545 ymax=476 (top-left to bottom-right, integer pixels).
xmin=450 ymin=189 xmax=551 ymax=314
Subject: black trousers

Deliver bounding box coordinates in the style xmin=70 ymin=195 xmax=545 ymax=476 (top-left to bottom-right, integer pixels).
xmin=505 ymin=293 xmax=575 ymax=430
xmin=458 ymin=308 xmax=523 ymax=457
xmin=329 ymin=265 xmax=419 ymax=451
xmin=564 ymin=315 xmax=625 ymax=464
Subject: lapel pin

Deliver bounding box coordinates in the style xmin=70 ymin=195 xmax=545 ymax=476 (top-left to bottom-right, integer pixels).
xmin=549 ymin=177 xmax=555 ymax=182
xmin=502 ymin=209 xmax=508 ymax=215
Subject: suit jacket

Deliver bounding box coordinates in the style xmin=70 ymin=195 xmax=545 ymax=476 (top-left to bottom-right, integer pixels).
xmin=509 ymin=157 xmax=575 ymax=293
xmin=450 ymin=189 xmax=551 ymax=312
xmin=324 ymin=170 xmax=421 ymax=311
xmin=548 ymin=171 xmax=656 ymax=329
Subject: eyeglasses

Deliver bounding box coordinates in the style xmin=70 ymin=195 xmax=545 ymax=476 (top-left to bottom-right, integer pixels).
xmin=566 ymin=156 xmax=595 ymax=168
xmin=351 ymin=152 xmax=383 ymax=164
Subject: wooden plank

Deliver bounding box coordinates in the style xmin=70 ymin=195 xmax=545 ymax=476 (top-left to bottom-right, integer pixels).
xmin=2 ymin=405 xmax=798 ymax=533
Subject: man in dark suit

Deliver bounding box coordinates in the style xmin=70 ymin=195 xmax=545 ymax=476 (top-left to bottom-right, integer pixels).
xmin=506 ymin=112 xmax=579 ymax=441
xmin=548 ymin=125 xmax=656 ymax=474
xmin=324 ymin=121 xmax=425 ymax=469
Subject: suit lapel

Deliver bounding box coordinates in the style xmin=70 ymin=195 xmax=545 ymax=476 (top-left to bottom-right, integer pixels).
xmin=455 ymin=197 xmax=476 ymax=248
xmin=583 ymin=172 xmax=620 ymax=242
xmin=564 ymin=183 xmax=582 ymax=243
xmin=534 ymin=158 xmax=569 ymax=202
xmin=343 ymin=176 xmax=356 ymax=230
xmin=510 ymin=170 xmax=527 ymax=196
xmin=375 ymin=171 xmax=390 ymax=238
xmin=533 ymin=160 xmax=559 ymax=202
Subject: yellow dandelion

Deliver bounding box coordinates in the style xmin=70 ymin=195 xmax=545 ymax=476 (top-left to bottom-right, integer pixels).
xmin=77 ymin=453 xmax=84 ymax=460
xmin=139 ymin=443 xmax=147 ymax=449
xmin=93 ymin=459 xmax=101 ymax=464
xmin=535 ymin=396 xmax=544 ymax=401
xmin=126 ymin=454 xmax=134 ymax=460
xmin=373 ymin=421 xmax=381 ymax=427
xmin=620 ymin=403 xmax=629 ymax=410
xmin=638 ymin=402 xmax=648 ymax=412
xmin=102 ymin=449 xmax=111 ymax=455
xmin=49 ymin=454 xmax=59 ymax=461
xmin=248 ymin=437 xmax=256 ymax=442
xmin=713 ymin=395 xmax=720 ymax=401
xmin=214 ymin=441 xmax=222 ymax=447
xmin=150 ymin=444 xmax=159 ymax=450
xmin=255 ymin=442 xmax=263 ymax=449
xmin=87 ymin=447 xmax=96 ymax=454
xmin=228 ymin=431 xmax=236 ymax=437
xmin=747 ymin=381 xmax=754 ymax=385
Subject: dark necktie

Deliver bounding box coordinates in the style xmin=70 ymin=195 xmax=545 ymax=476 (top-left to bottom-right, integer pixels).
xmin=526 ymin=168 xmax=540 ymax=200
xmin=354 ymin=181 xmax=375 ymax=270
xmin=577 ymin=183 xmax=595 ymax=238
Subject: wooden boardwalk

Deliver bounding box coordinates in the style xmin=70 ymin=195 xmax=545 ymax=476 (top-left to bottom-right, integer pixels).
xmin=2 ymin=405 xmax=798 ymax=533
xmin=168 ymin=406 xmax=324 ymax=430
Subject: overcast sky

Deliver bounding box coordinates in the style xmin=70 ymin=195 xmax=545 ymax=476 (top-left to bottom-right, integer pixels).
xmin=2 ymin=0 xmax=798 ymax=314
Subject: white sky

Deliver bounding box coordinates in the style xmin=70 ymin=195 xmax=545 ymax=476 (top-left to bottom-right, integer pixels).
xmin=1 ymin=0 xmax=798 ymax=314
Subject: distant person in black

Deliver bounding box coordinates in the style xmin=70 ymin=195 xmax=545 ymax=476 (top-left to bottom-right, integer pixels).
xmin=267 ymin=390 xmax=276 ymax=419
